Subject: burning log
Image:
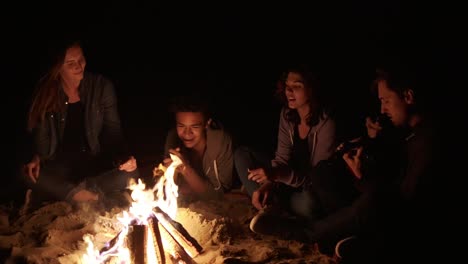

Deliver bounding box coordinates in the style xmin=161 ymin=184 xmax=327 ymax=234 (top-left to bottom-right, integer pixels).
xmin=99 ymin=230 xmax=122 ymax=254
xmin=154 ymin=207 xmax=203 ymax=258
xmin=148 ymin=216 xmax=166 ymax=264
xmin=158 ymin=222 xmax=194 ymax=264
xmin=127 ymin=225 xmax=147 ymax=264
xmin=127 ymin=221 xmax=165 ymax=264
xmin=98 ymin=210 xmax=202 ymax=264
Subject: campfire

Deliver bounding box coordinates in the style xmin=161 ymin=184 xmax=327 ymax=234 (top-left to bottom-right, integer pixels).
xmin=82 ymin=155 xmax=202 ymax=264
xmin=0 ymin=154 xmax=332 ymax=263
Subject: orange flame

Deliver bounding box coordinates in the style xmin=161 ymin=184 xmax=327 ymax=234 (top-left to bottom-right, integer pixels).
xmin=82 ymin=154 xmax=183 ymax=263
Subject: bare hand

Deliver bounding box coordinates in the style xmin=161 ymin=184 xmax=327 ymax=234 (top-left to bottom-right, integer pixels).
xmin=119 ymin=156 xmax=137 ymax=172
xmin=163 ymin=157 xmax=173 ymax=168
xmin=342 ymin=147 xmax=364 ymax=180
xmin=24 ymin=155 xmax=40 ymax=183
xmin=168 ymin=148 xmax=188 ymax=172
xmin=247 ymin=168 xmax=269 ymax=184
xmin=366 ymin=117 xmax=383 ymax=139
xmin=251 ymin=181 xmax=274 ymax=210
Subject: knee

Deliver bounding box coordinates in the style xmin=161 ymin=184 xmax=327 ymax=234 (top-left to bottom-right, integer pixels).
xmin=290 ymin=191 xmax=320 ymax=220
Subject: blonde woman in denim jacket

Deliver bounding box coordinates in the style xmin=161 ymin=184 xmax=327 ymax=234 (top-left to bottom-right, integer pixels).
xmin=21 ymin=38 xmax=138 ymax=208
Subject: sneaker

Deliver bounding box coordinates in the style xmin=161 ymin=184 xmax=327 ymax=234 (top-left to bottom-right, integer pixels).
xmin=334 ymin=236 xmax=377 ymax=264
xmin=249 ymin=207 xmax=309 ymax=242
xmin=334 ymin=236 xmax=357 ymax=260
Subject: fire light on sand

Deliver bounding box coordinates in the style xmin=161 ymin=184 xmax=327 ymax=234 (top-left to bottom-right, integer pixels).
xmin=1 ymin=156 xmax=334 ymax=263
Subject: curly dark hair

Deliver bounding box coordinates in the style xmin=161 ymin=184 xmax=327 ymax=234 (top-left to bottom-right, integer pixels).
xmin=275 ymin=63 xmax=329 ymax=126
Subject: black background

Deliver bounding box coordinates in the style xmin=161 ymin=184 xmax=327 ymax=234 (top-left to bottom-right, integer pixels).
xmin=3 ymin=2 xmax=466 ymax=204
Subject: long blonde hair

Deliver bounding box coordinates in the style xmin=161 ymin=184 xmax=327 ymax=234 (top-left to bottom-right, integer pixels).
xmin=27 ymin=41 xmax=82 ymax=131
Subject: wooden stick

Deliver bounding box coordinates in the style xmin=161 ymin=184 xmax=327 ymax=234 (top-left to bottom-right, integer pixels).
xmin=128 ymin=225 xmax=146 ymax=264
xmin=158 ymin=222 xmax=194 ymax=264
xmin=148 ymin=216 xmax=166 ymax=264
xmin=154 ymin=207 xmax=203 ymax=257
xmin=99 ymin=230 xmax=122 ymax=255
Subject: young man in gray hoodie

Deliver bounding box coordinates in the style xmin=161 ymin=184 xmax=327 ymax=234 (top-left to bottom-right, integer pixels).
xmin=162 ymin=95 xmax=234 ymax=201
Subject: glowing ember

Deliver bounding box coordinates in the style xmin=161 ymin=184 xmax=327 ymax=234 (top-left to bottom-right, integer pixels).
xmin=82 ymin=154 xmax=187 ymax=263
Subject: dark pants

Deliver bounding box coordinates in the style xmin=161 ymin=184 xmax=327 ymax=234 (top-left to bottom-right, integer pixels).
xmin=29 ymin=154 xmax=139 ymax=205
xmin=303 ymin=158 xmax=360 ymax=216
xmin=234 ymin=146 xmax=321 ymax=220
xmin=234 ymin=146 xmax=271 ymax=197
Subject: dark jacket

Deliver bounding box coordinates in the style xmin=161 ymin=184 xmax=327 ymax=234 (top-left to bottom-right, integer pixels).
xmin=33 ymin=72 xmax=124 ymax=162
xmin=303 ymin=130 xmax=404 ymax=246
xmin=379 ymin=119 xmax=441 ymax=261
xmin=305 ymin=118 xmax=442 ymax=261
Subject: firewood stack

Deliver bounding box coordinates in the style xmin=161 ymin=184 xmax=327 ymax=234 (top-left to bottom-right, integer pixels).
xmin=102 ymin=206 xmax=203 ymax=264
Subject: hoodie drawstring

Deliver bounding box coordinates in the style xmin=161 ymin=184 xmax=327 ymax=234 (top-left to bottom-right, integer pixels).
xmin=311 ymin=131 xmax=317 ymax=159
xmin=213 ymin=160 xmax=222 ymax=190
xmin=206 ymin=161 xmax=222 ymax=191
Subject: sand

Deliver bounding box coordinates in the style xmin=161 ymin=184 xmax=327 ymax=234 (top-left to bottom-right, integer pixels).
xmin=0 ymin=190 xmax=336 ymax=264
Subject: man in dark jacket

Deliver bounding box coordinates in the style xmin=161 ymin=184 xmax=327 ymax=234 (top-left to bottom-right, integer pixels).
xmin=331 ymin=64 xmax=447 ymax=263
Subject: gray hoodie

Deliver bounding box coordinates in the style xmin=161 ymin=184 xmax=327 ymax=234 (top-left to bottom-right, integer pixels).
xmin=164 ymin=121 xmax=233 ymax=198
xmin=272 ymin=107 xmax=337 ymax=187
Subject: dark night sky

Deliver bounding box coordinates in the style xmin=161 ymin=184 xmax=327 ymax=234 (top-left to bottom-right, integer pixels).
xmin=3 ymin=2 xmax=466 ymax=203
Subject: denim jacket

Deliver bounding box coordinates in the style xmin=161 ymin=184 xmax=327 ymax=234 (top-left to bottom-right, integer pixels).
xmin=33 ymin=72 xmax=124 ymax=161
